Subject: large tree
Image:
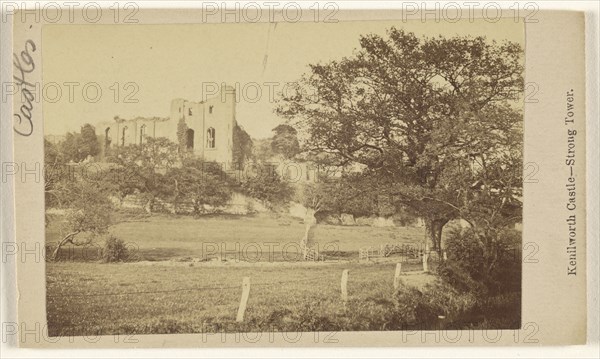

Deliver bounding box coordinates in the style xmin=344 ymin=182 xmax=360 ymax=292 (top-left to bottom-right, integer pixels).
xmin=277 ymin=29 xmax=523 ymax=252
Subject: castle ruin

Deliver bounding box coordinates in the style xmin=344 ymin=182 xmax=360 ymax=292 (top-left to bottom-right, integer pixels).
xmin=99 ymin=85 xmax=237 ymax=163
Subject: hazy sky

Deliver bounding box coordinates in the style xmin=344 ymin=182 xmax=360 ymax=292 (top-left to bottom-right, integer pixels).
xmin=42 ymin=19 xmax=523 ymax=139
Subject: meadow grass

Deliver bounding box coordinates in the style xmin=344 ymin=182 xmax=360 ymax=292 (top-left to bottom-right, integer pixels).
xmin=45 ymin=213 xmax=427 ymax=262
xmin=47 ymin=213 xmax=509 ymax=336
xmin=46 ymin=261 xmax=435 ymax=336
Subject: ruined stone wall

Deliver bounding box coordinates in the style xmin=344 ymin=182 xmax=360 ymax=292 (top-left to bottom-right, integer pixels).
xmin=170 ymin=86 xmax=236 ymax=163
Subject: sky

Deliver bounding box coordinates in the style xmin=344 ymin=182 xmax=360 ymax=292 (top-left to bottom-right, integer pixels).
xmin=42 ymin=18 xmax=524 ymax=139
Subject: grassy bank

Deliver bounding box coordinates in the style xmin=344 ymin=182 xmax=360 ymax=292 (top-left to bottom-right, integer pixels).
xmin=47 ymin=261 xmax=435 ymax=336
xmin=45 ymin=213 xmax=426 ymax=262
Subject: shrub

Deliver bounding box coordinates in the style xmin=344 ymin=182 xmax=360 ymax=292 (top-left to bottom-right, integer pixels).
xmin=443 ymin=226 xmax=522 ymax=295
xmin=102 ymin=235 xmax=129 ymax=263
xmin=393 ymin=283 xmax=436 ymax=326
xmin=436 ymin=260 xmax=487 ymax=295
xmin=240 ymin=167 xmax=294 ymax=209
xmin=164 ymin=166 xmax=233 ymax=216
xmin=392 ymin=280 xmax=477 ymax=328
xmin=443 ymin=227 xmax=485 ymax=276
xmin=104 ymin=155 xmax=119 ymax=163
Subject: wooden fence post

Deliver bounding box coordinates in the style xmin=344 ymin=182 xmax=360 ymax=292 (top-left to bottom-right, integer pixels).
xmin=236 ymin=277 xmax=251 ymax=322
xmin=393 ymin=263 xmax=402 ymax=290
xmin=422 ymin=252 xmax=429 ymax=272
xmin=341 ymin=269 xmax=349 ymax=304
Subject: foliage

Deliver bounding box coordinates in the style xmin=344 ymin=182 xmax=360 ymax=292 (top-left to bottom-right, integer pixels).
xmin=298 ymin=173 xmax=377 ymax=217
xmin=270 ymin=124 xmax=300 ymax=159
xmin=102 ymin=165 xmax=141 ymax=204
xmin=436 ymin=259 xmax=487 ymax=295
xmin=277 ymin=28 xmax=524 ymax=252
xmin=102 ymin=235 xmax=129 ymax=263
xmin=250 ymin=124 xmax=299 ymax=162
xmin=176 ymin=119 xmax=189 ymax=154
xmin=252 ymin=138 xmax=274 ymax=162
xmin=164 ymin=166 xmax=232 ymax=215
xmin=442 ymin=226 xmax=521 ymax=294
xmin=51 ymin=178 xmax=114 ymax=260
xmin=59 ymin=132 xmax=80 ymax=163
xmin=393 ymin=281 xmax=477 ymax=327
xmin=59 ymin=124 xmax=100 ymax=163
xmin=232 ymin=124 xmax=254 ymax=165
xmin=116 ymin=136 xmax=178 ymax=170
xmin=111 ymin=137 xmax=179 ymax=213
xmin=44 ymin=139 xmax=66 ymax=209
xmin=390 ymin=209 xmax=419 ymax=227
xmin=44 ymin=139 xmax=62 ymax=165
xmin=80 ymin=124 xmax=100 ymax=159
xmin=297 ymin=173 xmax=418 ymax=222
xmin=182 ymin=158 xmax=239 ymax=188
xmin=239 ymin=165 xmax=294 ymax=209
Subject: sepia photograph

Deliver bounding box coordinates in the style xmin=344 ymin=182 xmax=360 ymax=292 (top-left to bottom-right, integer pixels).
xmin=2 ymin=0 xmax=595 ymax=351
xmin=39 ymin=18 xmax=527 ymax=336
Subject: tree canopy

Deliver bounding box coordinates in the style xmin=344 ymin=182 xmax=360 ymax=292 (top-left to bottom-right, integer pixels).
xmin=111 ymin=136 xmax=179 ymax=212
xmin=164 ymin=166 xmax=233 ymax=215
xmin=270 ymin=124 xmax=301 ymax=159
xmin=277 ymin=28 xmax=524 ymax=251
xmin=60 ymin=124 xmax=100 ymax=163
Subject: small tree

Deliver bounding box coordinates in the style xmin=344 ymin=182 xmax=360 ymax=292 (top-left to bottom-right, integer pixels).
xmin=79 ymin=123 xmax=100 ymax=159
xmin=114 ymin=137 xmax=178 ymax=213
xmin=164 ymin=167 xmax=232 ymax=215
xmin=271 ymin=124 xmax=300 ymax=159
xmin=252 ymin=138 xmax=275 ymax=162
xmin=60 ymin=132 xmax=81 ymax=163
xmin=103 ymin=165 xmax=141 ymax=205
xmin=51 ymin=179 xmax=113 ymax=261
xmin=240 ymin=164 xmax=294 ymax=209
xmin=59 ymin=124 xmax=100 ymax=163
xmin=298 ymin=173 xmax=381 ymax=219
xmin=44 ymin=139 xmax=65 ymax=210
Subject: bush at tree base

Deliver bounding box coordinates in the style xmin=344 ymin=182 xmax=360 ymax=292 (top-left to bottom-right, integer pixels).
xmin=102 ymin=235 xmax=129 ymax=263
xmin=441 ymin=226 xmax=522 ymax=295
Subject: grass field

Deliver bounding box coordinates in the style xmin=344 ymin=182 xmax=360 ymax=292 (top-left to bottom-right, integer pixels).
xmin=46 ymin=213 xmax=459 ymax=335
xmin=46 ymin=213 xmax=427 ymax=262
xmin=47 ymin=261 xmax=437 ymax=336
xmin=46 ymin=215 xmax=435 ymax=335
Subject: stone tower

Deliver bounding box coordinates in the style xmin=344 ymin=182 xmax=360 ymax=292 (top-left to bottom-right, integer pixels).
xmin=170 ymin=85 xmax=237 ymax=163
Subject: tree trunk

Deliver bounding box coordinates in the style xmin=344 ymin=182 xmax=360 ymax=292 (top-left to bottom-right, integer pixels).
xmin=424 ymin=218 xmax=447 ymax=256
xmin=482 ymin=229 xmax=500 ymax=277
xmin=52 ymin=231 xmax=80 ymax=261
xmin=301 ymin=208 xmax=317 ymax=248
